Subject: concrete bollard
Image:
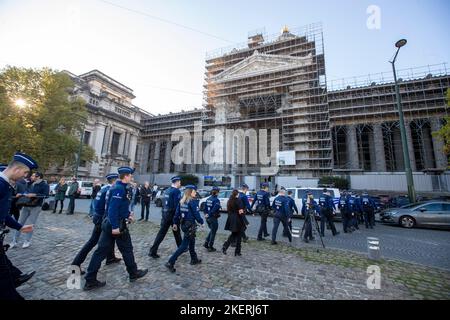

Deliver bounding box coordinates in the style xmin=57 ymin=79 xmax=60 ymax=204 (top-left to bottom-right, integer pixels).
xmin=291 ymin=226 xmax=301 ymax=245
xmin=367 ymin=237 xmax=381 ymax=260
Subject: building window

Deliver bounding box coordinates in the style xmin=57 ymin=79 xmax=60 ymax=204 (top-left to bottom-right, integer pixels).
xmin=80 ymin=160 xmax=87 ymax=167
xmin=114 ymin=106 xmax=131 ymax=118
xmin=135 ymin=145 xmax=139 ymax=161
xmin=111 ymin=132 xmax=121 ymax=155
xmin=83 ymin=131 xmax=91 ymax=145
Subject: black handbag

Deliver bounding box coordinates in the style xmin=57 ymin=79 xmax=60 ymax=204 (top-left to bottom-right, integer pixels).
xmin=16 ymin=196 xmax=40 ymax=207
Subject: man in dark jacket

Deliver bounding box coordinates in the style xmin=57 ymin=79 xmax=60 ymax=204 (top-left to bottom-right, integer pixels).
xmin=67 ymin=177 xmax=79 ymax=215
xmin=139 ymin=182 xmax=151 ymax=221
xmin=10 ymin=172 xmax=49 ymax=248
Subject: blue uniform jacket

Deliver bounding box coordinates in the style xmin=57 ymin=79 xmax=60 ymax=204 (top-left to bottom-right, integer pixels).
xmin=107 ymin=181 xmax=131 ymax=230
xmin=347 ymin=196 xmax=361 ymax=213
xmin=338 ymin=196 xmax=350 ymax=211
xmin=93 ymin=184 xmax=112 ymax=224
xmin=173 ymin=199 xmax=204 ymax=225
xmin=204 ymin=195 xmax=221 ymax=218
xmin=287 ymin=196 xmax=299 ymax=215
xmin=318 ymin=193 xmax=336 ymax=211
xmin=0 ymin=176 xmax=22 ymax=230
xmin=250 ymin=190 xmax=271 ymax=210
xmin=272 ymin=195 xmax=292 ymax=219
xmin=162 ymin=187 xmax=182 ymax=217
xmin=239 ymin=192 xmax=252 ymax=213
xmin=361 ymin=196 xmax=376 ymax=210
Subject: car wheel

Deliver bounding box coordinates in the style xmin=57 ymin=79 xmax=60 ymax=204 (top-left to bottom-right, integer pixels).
xmin=399 ymin=216 xmax=415 ymax=228
xmin=155 ymin=199 xmax=162 ymax=207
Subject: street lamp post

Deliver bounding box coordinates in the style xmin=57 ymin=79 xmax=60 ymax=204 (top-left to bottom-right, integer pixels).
xmin=390 ymin=39 xmax=416 ymax=203
xmin=73 ymin=115 xmax=87 ymax=179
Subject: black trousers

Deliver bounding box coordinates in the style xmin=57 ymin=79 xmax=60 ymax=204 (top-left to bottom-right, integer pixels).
xmin=223 ymin=232 xmax=242 ymax=254
xmin=71 ymin=223 xmax=117 ymax=267
xmin=85 ymin=220 xmax=137 ymax=282
xmin=0 ymin=253 xmax=23 ymax=300
xmin=303 ymin=211 xmax=314 ymax=240
xmin=68 ymin=196 xmax=75 ymax=214
xmin=257 ymin=214 xmax=269 ymax=239
xmin=141 ymin=201 xmax=150 ymax=220
xmin=149 ymin=213 xmax=182 ymax=255
xmin=364 ymin=208 xmax=375 ymax=228
xmin=320 ymin=208 xmax=338 ymax=235
xmin=54 ymin=200 xmax=64 ymax=212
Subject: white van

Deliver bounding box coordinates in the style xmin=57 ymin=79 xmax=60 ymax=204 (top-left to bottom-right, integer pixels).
xmin=270 ymin=187 xmax=342 ymax=217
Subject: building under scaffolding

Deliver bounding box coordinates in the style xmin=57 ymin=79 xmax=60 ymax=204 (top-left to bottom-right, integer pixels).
xmin=204 ymin=23 xmax=330 ymax=179
xmin=328 ymin=64 xmax=449 ymax=174
xmin=139 ymin=23 xmax=449 ymax=189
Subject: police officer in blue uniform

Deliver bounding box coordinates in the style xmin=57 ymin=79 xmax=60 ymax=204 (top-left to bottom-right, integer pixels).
xmin=302 ymin=190 xmax=320 ymax=243
xmin=71 ymin=173 xmax=121 ymax=272
xmin=338 ymin=191 xmax=352 ymax=233
xmin=318 ymin=189 xmax=339 ymax=237
xmin=165 ymin=185 xmax=204 ymax=273
xmin=0 ymin=152 xmax=38 ymax=300
xmin=84 ymin=167 xmax=148 ymax=290
xmin=148 ymin=176 xmax=183 ymax=258
xmin=251 ymin=183 xmax=271 ymax=241
xmin=283 ymin=190 xmax=298 ymax=237
xmin=238 ymin=184 xmax=251 ymax=242
xmin=203 ymin=186 xmax=221 ymax=252
xmin=348 ymin=191 xmax=361 ymax=231
xmin=270 ymin=188 xmax=292 ymax=245
xmin=361 ymin=191 xmax=376 ymax=229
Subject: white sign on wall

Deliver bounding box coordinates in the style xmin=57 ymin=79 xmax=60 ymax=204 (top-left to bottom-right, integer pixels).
xmin=276 ymin=151 xmax=296 ymax=166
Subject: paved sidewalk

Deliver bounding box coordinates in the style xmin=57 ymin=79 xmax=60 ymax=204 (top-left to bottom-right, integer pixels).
xmin=5 ymin=211 xmax=450 ymax=300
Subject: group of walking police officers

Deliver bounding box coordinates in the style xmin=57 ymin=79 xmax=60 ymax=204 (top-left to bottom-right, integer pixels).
xmin=0 ymin=151 xmax=378 ymax=298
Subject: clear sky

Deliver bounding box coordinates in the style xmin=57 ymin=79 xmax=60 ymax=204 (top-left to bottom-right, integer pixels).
xmin=1 ymin=0 xmax=449 ymax=114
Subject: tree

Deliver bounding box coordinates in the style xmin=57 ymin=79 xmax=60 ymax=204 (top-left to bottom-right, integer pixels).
xmin=0 ymin=66 xmax=94 ymax=171
xmin=432 ymin=89 xmax=450 ymax=167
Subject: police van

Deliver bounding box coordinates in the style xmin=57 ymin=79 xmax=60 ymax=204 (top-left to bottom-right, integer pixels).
xmin=269 ymin=187 xmax=342 ymax=218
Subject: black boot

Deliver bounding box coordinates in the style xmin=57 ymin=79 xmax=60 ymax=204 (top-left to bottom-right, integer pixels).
xmin=83 ymin=280 xmax=106 ymax=291
xmin=165 ymin=262 xmax=176 ymax=273
xmin=203 ymin=242 xmax=209 ymax=249
xmin=14 ymin=271 xmax=35 ymax=288
xmin=129 ymin=269 xmax=148 ymax=282
xmin=190 ymin=259 xmax=202 ymax=265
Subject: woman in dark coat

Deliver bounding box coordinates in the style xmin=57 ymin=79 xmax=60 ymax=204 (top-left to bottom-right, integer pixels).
xmin=54 ymin=177 xmax=68 ymax=213
xmin=222 ymin=190 xmax=246 ymax=256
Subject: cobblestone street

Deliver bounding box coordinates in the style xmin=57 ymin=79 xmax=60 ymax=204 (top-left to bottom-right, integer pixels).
xmin=5 ymin=210 xmax=450 ymax=300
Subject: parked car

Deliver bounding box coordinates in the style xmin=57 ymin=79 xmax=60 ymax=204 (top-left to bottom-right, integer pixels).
xmin=154 ymin=187 xmax=169 ymax=207
xmin=49 ymin=183 xmax=58 ymax=196
xmin=380 ymin=201 xmax=450 ymax=229
xmin=388 ymin=195 xmax=411 ymax=208
xmin=65 ymin=180 xmax=93 ymax=199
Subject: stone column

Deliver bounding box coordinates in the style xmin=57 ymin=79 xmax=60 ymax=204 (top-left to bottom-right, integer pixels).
xmin=430 ymin=118 xmax=447 ymax=170
xmin=405 ymin=121 xmax=417 ymax=172
xmin=164 ymin=139 xmax=172 ymax=173
xmin=373 ymin=123 xmax=387 ymax=172
xmin=393 ymin=129 xmax=405 ymax=171
xmin=346 ymin=124 xmax=359 ymax=169
xmin=152 ymin=141 xmax=161 ymax=174
xmin=422 ymin=126 xmax=435 ymax=169
xmin=140 ymin=142 xmax=150 ymax=174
